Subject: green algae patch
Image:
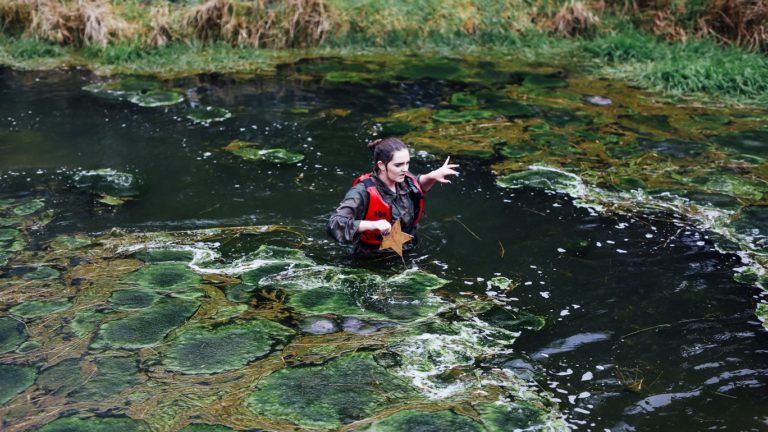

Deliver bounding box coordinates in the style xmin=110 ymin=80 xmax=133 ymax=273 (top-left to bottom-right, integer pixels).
xmin=757 ymin=303 xmax=767 ymax=328
xmin=712 ymin=128 xmax=768 ymax=157
xmin=485 ymin=99 xmax=537 ymax=118
xmin=360 ymin=409 xmax=484 ymax=432
xmin=73 ymin=169 xmax=140 ymax=197
xmin=637 ymin=138 xmax=709 ymax=158
xmin=1 ymin=316 xmax=28 ymax=353
xmin=23 ymin=266 xmax=61 ymax=280
xmin=0 ymin=364 xmax=36 ymax=404
xmin=92 ymin=297 xmax=200 ymax=349
xmin=225 ymin=140 xmax=304 ymax=164
xmin=36 ymin=415 xmax=149 ymax=432
xmin=686 ymin=174 xmax=765 ymax=201
xmin=84 ymin=78 xmax=161 ymax=99
xmin=480 ymin=308 xmax=546 ymax=332
xmin=618 ymin=114 xmax=676 ymax=134
xmin=187 ymin=106 xmax=231 ymax=124
xmin=432 ymin=109 xmax=495 ymax=124
xmin=732 ymin=206 xmax=768 ymax=252
xmin=394 ymin=59 xmax=468 ymax=81
xmin=13 ymin=199 xmax=45 ymax=216
xmin=450 ymin=93 xmax=478 ymax=107
xmin=16 ymin=340 xmax=41 ymax=353
xmin=0 ymin=228 xmax=20 ymax=241
xmin=133 ymin=248 xmax=194 ymax=263
xmin=69 ymin=311 xmax=108 ymax=338
xmin=49 ymin=235 xmax=94 ymax=250
xmin=245 ymin=352 xmax=417 ymax=429
xmin=276 ymin=268 xmax=448 ymax=321
xmin=477 ymin=401 xmax=555 ymax=431
xmin=178 ymin=424 xmax=236 ymax=432
xmin=38 ymin=355 xmax=140 ymax=402
xmin=497 ymin=167 xmax=584 ymax=196
xmin=128 ymin=90 xmax=184 ymax=107
xmin=522 ymin=74 xmax=568 ymax=89
xmin=9 ymin=298 xmax=72 ymax=319
xmin=109 ymin=289 xmax=161 ymax=310
xmin=163 ymin=319 xmax=294 ymax=374
xmin=122 ymin=262 xmax=203 ymax=293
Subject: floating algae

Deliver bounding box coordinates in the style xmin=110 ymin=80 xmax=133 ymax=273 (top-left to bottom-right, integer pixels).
xmin=477 ymin=401 xmax=558 ymax=432
xmin=225 ymin=140 xmax=304 ymax=164
xmin=128 ymin=90 xmax=184 ymax=107
xmin=73 ymin=169 xmax=141 ymax=197
xmin=48 ymin=235 xmax=93 ymax=250
xmin=496 ymin=167 xmax=585 ymax=196
xmin=270 ymin=267 xmax=448 ymax=321
xmin=711 ymin=128 xmax=768 ymax=157
xmin=0 ymin=316 xmax=27 ymax=353
xmin=133 ymin=248 xmax=194 ymax=263
xmin=36 ymin=415 xmax=149 ymax=432
xmin=83 ymin=78 xmax=161 ymax=99
xmin=36 ymin=355 xmax=139 ymax=402
xmin=12 ymin=199 xmax=45 ymax=216
xmin=731 ymin=206 xmax=768 ymax=252
xmin=91 ymin=297 xmax=200 ymax=349
xmin=522 ymin=74 xmax=568 ymax=90
xmin=22 ymin=266 xmax=61 ymax=280
xmin=109 ymin=289 xmax=160 ymax=310
xmin=69 ymin=310 xmax=109 ymax=338
xmin=122 ymin=262 xmax=203 ymax=294
xmin=162 ymin=319 xmax=294 ymax=374
xmin=187 ymin=106 xmax=231 ymax=124
xmin=245 ymin=352 xmax=418 ymax=429
xmin=450 ymin=93 xmax=479 ymax=107
xmin=432 ymin=109 xmax=495 ymax=124
xmin=360 ymin=409 xmax=484 ymax=432
xmin=0 ymin=363 xmax=36 ymax=404
xmin=637 ymin=138 xmax=710 ymax=158
xmin=178 ymin=424 xmax=236 ymax=432
xmin=9 ymin=297 xmax=72 ymax=318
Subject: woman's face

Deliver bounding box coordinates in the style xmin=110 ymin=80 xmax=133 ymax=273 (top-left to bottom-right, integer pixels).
xmin=379 ymin=149 xmax=410 ymax=184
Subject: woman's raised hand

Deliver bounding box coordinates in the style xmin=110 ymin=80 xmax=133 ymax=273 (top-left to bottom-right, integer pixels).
xmin=431 ymin=156 xmax=460 ymax=184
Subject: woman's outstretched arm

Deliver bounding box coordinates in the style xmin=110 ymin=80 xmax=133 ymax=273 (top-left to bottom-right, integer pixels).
xmin=418 ymin=156 xmax=460 ymax=192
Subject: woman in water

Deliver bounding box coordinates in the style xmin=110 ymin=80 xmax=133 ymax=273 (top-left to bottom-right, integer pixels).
xmin=327 ymin=137 xmax=459 ymax=254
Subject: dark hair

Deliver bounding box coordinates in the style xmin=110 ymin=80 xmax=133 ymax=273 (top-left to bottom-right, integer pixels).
xmin=368 ymin=137 xmax=408 ymax=173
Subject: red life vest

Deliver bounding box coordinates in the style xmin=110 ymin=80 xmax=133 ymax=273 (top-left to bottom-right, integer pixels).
xmin=352 ymin=172 xmax=424 ymax=246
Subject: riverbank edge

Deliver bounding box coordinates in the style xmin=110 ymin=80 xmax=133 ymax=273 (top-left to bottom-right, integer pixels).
xmin=2 ymin=30 xmax=768 ymax=109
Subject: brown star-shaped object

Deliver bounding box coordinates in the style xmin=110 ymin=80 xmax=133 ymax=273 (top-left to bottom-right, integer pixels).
xmin=379 ymin=219 xmax=413 ymax=257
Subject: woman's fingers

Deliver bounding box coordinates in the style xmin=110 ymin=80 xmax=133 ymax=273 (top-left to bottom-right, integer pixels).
xmin=443 ymin=156 xmax=451 ymax=166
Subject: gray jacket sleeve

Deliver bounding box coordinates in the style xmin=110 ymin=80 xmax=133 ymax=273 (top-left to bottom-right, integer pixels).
xmin=327 ymin=184 xmax=369 ymax=243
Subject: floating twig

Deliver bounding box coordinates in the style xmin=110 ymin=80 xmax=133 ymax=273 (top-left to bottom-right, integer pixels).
xmin=498 ymin=240 xmax=505 ymax=258
xmin=450 ymin=217 xmax=481 ymax=240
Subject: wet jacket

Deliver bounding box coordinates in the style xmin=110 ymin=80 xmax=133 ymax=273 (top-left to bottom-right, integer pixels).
xmin=327 ymin=172 xmax=424 ymax=252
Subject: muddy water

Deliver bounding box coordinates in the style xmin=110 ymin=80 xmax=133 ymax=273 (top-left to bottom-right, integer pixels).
xmin=0 ymin=60 xmax=766 ymax=431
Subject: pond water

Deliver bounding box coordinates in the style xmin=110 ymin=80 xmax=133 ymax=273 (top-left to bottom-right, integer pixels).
xmin=0 ymin=58 xmax=767 ymax=431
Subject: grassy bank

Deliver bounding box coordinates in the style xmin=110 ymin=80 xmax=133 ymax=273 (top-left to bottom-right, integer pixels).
xmin=1 ymin=0 xmax=768 ymax=107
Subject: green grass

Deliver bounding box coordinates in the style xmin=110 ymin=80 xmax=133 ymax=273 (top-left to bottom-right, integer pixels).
xmin=1 ymin=0 xmax=768 ymax=107
xmin=581 ymin=29 xmax=768 ymax=105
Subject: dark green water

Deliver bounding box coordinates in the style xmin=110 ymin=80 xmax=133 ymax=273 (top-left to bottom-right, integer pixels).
xmin=0 ymin=64 xmax=767 ymax=431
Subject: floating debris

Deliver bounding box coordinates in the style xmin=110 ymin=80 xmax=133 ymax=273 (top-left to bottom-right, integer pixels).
xmin=187 ymin=106 xmax=231 ymax=124
xmin=225 ymin=140 xmax=304 ymax=164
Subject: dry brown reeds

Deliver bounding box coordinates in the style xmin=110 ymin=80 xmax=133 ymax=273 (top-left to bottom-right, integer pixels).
xmin=547 ymin=0 xmax=601 ymax=37
xmin=1 ymin=0 xmax=134 ymax=46
xmin=0 ymin=0 xmax=36 ymax=34
xmin=148 ymin=4 xmax=173 ymax=48
xmin=698 ymin=0 xmax=768 ymax=51
xmin=185 ymin=0 xmax=333 ymax=48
